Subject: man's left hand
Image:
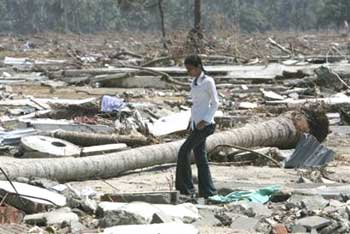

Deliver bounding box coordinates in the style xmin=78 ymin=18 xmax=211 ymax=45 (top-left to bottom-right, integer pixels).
xmin=196 ymin=120 xmax=207 ymax=130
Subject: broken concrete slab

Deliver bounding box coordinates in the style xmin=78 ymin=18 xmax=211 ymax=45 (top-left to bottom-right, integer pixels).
xmin=4 ymin=57 xmax=67 ymax=66
xmin=20 ymin=135 xmax=81 ymax=158
xmin=21 ymin=118 xmax=114 ymax=133
xmin=98 ymin=202 xmax=170 ymax=227
xmin=0 ymin=128 xmax=36 ymax=145
xmin=148 ymin=110 xmax=223 ymax=136
xmin=230 ymin=215 xmax=260 ymax=231
xmin=301 ymin=195 xmax=329 ymax=211
xmin=24 ymin=207 xmax=79 ymax=226
xmin=267 ymin=92 xmax=350 ymax=106
xmin=100 ymin=191 xmax=179 ymax=204
xmin=293 ymin=185 xmax=350 ymax=200
xmin=103 ymin=223 xmax=199 ymax=234
xmin=148 ymin=110 xmax=191 ymax=136
xmin=295 ymin=216 xmax=331 ymax=230
xmin=287 ymin=194 xmax=329 ymax=211
xmin=0 ymin=97 xmax=96 ymax=111
xmin=0 ymin=99 xmax=46 ymax=110
xmin=0 ymin=110 xmax=51 ymax=130
xmin=97 ymin=202 xmax=199 ymax=224
xmin=0 ymin=181 xmax=66 ymax=214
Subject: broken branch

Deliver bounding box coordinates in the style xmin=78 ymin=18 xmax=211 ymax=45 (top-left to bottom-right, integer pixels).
xmin=268 ymin=37 xmax=292 ymax=55
xmin=209 ymin=144 xmax=282 ymax=167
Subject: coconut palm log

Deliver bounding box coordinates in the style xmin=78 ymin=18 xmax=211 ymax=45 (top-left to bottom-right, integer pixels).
xmin=0 ymin=111 xmax=328 ymax=182
xmin=51 ymin=130 xmax=151 ymax=147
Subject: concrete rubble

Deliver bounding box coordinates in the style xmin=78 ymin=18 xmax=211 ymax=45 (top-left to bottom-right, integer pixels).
xmin=0 ymin=32 xmax=350 ymax=234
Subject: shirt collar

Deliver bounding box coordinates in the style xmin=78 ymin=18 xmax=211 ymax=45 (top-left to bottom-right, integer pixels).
xmin=198 ymin=72 xmax=205 ymax=80
xmin=193 ymin=72 xmax=205 ymax=86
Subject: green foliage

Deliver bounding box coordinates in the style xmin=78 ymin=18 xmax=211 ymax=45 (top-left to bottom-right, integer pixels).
xmin=318 ymin=0 xmax=350 ymax=28
xmin=0 ymin=0 xmax=348 ymax=34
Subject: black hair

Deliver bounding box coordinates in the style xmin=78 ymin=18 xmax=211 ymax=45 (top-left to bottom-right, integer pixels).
xmin=184 ymin=54 xmax=207 ymax=74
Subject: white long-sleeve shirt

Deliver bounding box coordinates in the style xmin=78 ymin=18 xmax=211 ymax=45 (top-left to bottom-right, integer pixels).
xmin=190 ymin=72 xmax=219 ymax=129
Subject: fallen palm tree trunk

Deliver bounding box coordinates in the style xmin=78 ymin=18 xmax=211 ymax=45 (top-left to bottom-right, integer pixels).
xmin=0 ymin=111 xmax=328 ymax=182
xmin=51 ymin=130 xmax=151 ymax=147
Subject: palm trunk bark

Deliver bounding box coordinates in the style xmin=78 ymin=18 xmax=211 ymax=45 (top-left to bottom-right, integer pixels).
xmin=51 ymin=130 xmax=150 ymax=147
xmin=0 ymin=113 xmax=324 ymax=182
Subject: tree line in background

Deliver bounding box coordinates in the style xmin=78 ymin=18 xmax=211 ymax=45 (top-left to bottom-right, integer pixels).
xmin=1 ymin=0 xmax=350 ymax=34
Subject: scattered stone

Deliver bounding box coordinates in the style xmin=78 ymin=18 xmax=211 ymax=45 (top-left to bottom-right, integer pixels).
xmin=103 ymin=223 xmax=199 ymax=234
xmin=24 ymin=207 xmax=79 ymax=226
xmin=214 ymin=210 xmax=234 ymax=226
xmin=319 ymin=220 xmax=339 ymax=234
xmin=287 ymin=194 xmax=329 ymax=211
xmin=256 ymin=220 xmax=272 ymax=233
xmin=227 ymin=200 xmax=272 ymax=218
xmin=295 ymin=216 xmax=331 ymax=230
xmin=70 ymin=220 xmax=87 ymax=234
xmin=273 ymin=224 xmax=288 ymax=234
xmin=99 ymin=202 xmax=159 ymax=227
xmin=194 ymin=208 xmax=221 ymax=228
xmin=80 ymin=197 xmax=97 ymax=214
xmin=230 ymin=216 xmax=260 ymax=231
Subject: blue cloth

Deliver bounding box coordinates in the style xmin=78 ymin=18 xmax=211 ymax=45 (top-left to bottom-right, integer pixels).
xmin=101 ymin=95 xmax=125 ymax=112
xmin=208 ymin=185 xmax=280 ymax=203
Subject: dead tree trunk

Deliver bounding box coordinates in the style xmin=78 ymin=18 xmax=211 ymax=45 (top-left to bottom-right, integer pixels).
xmin=0 ymin=112 xmax=328 ymax=182
xmin=193 ymin=0 xmax=203 ymax=53
xmin=158 ymin=0 xmax=167 ymax=49
xmin=194 ymin=0 xmax=201 ymax=33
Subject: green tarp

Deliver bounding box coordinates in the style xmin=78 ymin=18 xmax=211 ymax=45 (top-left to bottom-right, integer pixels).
xmin=208 ymin=185 xmax=280 ymax=203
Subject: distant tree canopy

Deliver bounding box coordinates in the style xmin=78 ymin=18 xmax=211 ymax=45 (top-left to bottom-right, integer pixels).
xmin=0 ymin=0 xmax=349 ymax=34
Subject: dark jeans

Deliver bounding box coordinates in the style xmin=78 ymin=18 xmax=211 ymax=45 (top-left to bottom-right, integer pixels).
xmin=175 ymin=124 xmax=217 ymax=198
